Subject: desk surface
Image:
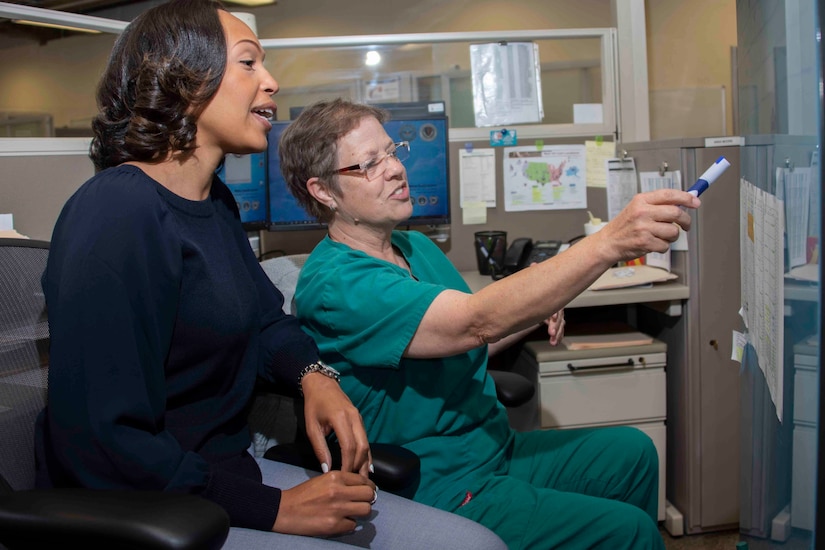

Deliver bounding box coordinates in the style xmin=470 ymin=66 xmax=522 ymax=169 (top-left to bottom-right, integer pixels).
xmin=459 ymin=270 xmax=690 ymax=309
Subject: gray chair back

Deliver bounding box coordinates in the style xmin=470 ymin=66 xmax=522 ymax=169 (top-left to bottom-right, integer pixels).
xmin=0 ymin=239 xmax=49 ymax=492
xmin=248 ymin=254 xmax=310 ymax=456
xmin=259 ymin=254 xmax=310 ymax=315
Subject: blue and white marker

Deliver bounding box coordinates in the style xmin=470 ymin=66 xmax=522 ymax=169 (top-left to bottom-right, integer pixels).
xmin=687 ymin=156 xmax=731 ymax=197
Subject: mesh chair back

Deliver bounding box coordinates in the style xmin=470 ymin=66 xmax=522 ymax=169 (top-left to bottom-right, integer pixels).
xmin=259 ymin=254 xmax=310 ymax=315
xmin=0 ymin=239 xmax=49 ymax=492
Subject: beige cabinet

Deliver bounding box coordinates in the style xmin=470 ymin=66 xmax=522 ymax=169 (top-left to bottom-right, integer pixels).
xmin=515 ymin=340 xmax=668 ymax=522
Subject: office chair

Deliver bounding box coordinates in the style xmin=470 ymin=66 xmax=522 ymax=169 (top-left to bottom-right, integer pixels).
xmin=0 ymin=238 xmax=229 ymax=550
xmin=253 ymin=254 xmax=421 ymax=494
xmin=252 ymin=254 xmax=534 ymax=489
xmin=258 ymin=253 xmax=533 ymax=408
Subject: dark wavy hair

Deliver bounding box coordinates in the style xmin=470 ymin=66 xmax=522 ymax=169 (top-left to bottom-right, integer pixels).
xmin=90 ymin=0 xmax=227 ymax=171
xmin=278 ymin=98 xmax=389 ymax=222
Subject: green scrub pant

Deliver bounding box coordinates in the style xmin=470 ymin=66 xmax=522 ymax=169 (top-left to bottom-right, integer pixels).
xmin=454 ymin=425 xmax=664 ymax=550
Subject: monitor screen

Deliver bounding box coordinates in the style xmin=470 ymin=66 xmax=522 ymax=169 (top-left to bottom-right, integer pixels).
xmin=267 ymin=121 xmax=327 ymax=231
xmin=380 ymin=105 xmax=450 ymax=226
xmin=216 ymin=150 xmax=268 ymax=230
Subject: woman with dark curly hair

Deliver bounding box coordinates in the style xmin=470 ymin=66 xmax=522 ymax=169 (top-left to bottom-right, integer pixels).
xmin=35 ymin=1 xmax=505 ymax=548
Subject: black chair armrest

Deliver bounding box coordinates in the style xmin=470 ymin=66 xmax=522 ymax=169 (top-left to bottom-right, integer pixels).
xmin=488 ymin=369 xmax=535 ymax=407
xmin=0 ymin=489 xmax=229 ymax=550
xmin=265 ymin=441 xmax=420 ymax=494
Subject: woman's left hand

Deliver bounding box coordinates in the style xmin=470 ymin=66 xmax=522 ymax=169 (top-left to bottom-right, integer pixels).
xmin=545 ymin=309 xmax=565 ymax=346
xmin=301 ymin=373 xmax=372 ymax=477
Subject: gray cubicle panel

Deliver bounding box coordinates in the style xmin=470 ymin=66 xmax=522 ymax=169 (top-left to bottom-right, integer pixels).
xmin=443 ymin=138 xmax=609 ymax=273
xmin=0 ymin=153 xmax=94 ymax=241
xmin=620 ymin=138 xmax=742 ymax=535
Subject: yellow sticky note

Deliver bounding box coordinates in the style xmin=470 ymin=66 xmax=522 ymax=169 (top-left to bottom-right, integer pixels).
xmin=462 ymin=202 xmax=487 ymax=225
xmin=585 ymin=140 xmax=615 ymax=188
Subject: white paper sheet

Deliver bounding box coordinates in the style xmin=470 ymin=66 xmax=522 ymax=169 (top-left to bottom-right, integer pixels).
xmin=606 ymin=157 xmax=637 ymax=221
xmin=639 ymin=169 xmax=687 ymax=254
xmin=470 ymin=42 xmax=544 ymax=127
xmin=740 ymin=177 xmax=785 ymax=421
xmin=459 ymin=148 xmax=496 ymax=207
xmin=776 ymin=166 xmax=811 ymax=268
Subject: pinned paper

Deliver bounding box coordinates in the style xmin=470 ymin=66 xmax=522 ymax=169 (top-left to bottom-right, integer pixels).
xmin=490 ymin=129 xmax=517 ymax=147
xmin=585 ymin=140 xmax=615 ymax=188
xmin=459 ymin=148 xmax=496 ymax=208
xmin=731 ymin=330 xmax=747 ymax=363
xmin=502 ymin=144 xmax=586 ymax=211
xmin=470 ymin=42 xmax=544 ymax=127
xmin=462 ymin=202 xmax=487 ymax=225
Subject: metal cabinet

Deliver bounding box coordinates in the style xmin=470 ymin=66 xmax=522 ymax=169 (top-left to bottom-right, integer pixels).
xmin=620 ymin=139 xmax=743 ymax=535
xmin=515 ymin=340 xmax=668 ymax=522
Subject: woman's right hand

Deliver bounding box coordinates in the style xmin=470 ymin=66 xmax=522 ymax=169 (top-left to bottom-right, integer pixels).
xmin=272 ymin=471 xmax=376 ymax=536
xmin=596 ymin=188 xmax=699 ymax=264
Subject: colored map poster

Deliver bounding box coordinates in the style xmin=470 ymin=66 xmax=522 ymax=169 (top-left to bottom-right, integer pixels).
xmin=502 ymin=145 xmax=587 ymax=211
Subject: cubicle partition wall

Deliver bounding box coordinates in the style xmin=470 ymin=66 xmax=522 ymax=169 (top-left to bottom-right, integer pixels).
xmin=737 ymin=134 xmax=819 ymax=540
xmin=622 ymin=138 xmax=743 ymax=535
xmin=260 ymin=135 xmax=613 ymax=270
xmin=0 ymin=139 xmax=94 ymax=241
xmin=442 ymin=137 xmax=610 ymax=272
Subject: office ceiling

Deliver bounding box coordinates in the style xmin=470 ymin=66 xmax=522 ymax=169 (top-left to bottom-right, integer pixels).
xmin=0 ymin=1 xmax=134 ymax=46
xmin=0 ymin=0 xmax=268 ymax=47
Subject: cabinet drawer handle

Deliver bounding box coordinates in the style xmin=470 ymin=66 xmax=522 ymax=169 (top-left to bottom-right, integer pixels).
xmin=567 ymin=358 xmax=635 ymax=372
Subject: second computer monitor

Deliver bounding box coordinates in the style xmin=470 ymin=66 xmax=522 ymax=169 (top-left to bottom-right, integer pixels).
xmin=266 ymin=121 xmax=327 ymax=231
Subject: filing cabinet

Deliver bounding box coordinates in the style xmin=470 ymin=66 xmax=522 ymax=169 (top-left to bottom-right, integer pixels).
xmin=791 ymin=340 xmax=818 ymax=531
xmin=513 ymin=339 xmax=668 ymax=521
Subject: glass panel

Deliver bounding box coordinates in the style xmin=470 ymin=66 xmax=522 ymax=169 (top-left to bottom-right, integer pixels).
xmin=0 ymin=30 xmax=608 ymax=135
xmin=735 ymin=0 xmax=820 ymax=547
xmin=269 ymin=37 xmax=603 ymax=128
xmin=0 ymin=32 xmax=116 ymax=137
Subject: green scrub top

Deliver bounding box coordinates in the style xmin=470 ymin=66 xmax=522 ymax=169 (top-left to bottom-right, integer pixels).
xmin=296 ymin=230 xmax=514 ymax=511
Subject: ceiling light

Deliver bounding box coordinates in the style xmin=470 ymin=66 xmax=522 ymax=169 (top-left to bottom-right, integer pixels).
xmin=365 ymin=50 xmax=381 ymax=66
xmin=12 ymin=19 xmax=102 ymax=33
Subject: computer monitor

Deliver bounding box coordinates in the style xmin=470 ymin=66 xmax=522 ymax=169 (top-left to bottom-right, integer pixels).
xmin=381 ymin=101 xmax=450 ymax=227
xmin=216 ymin=150 xmax=268 ymax=230
xmin=284 ymin=100 xmax=451 ymax=228
xmin=266 ymin=121 xmax=328 ymax=231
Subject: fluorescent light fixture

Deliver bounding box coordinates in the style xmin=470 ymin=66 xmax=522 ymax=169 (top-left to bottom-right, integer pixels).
xmin=227 ymin=0 xmax=277 ymax=6
xmin=12 ymin=19 xmax=102 ymax=33
xmin=0 ymin=3 xmax=127 ymax=34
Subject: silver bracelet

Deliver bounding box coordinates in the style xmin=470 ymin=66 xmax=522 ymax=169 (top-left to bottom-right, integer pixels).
xmin=298 ymin=361 xmax=341 ymax=396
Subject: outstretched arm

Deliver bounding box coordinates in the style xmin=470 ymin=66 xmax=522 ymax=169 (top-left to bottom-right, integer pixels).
xmin=407 ymin=188 xmax=698 ymax=359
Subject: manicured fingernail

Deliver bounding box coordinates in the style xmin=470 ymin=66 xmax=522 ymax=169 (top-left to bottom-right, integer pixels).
xmin=321 ymin=462 xmax=329 ymax=473
xmin=369 ymin=463 xmax=375 ymax=474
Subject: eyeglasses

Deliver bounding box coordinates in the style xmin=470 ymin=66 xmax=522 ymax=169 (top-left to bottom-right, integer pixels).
xmin=334 ymin=141 xmax=410 ymax=180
